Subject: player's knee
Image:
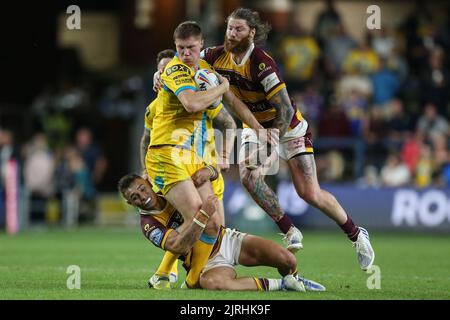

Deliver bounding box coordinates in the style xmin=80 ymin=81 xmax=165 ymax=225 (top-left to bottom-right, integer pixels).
xmin=200 ymin=275 xmax=227 ymax=290
xmin=280 ymin=249 xmax=297 ymax=271
xmin=297 ymin=188 xmax=321 ymax=207
xmin=199 ymin=275 xmax=214 ymax=289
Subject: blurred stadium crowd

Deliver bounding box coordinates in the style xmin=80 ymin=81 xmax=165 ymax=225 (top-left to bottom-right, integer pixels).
xmin=0 ymin=0 xmax=449 ymax=226
xmin=266 ymin=1 xmax=449 ymax=188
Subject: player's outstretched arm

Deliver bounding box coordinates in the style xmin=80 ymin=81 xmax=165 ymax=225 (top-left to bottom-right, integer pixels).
xmin=222 ymin=90 xmax=262 ymax=131
xmin=268 ymin=88 xmax=295 ymax=138
xmin=164 ymin=195 xmax=218 ymax=255
xmin=223 ymin=90 xmax=277 ymax=147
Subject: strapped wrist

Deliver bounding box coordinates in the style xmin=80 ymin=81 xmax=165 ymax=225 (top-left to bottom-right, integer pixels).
xmin=199 ymin=209 xmax=210 ymax=219
xmin=193 ymin=218 xmax=206 ymax=229
xmin=206 ymin=165 xmax=219 ymax=181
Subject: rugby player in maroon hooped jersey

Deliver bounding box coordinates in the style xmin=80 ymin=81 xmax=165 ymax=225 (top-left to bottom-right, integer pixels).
xmin=118 ymin=169 xmax=325 ymax=292
xmin=154 ymin=8 xmax=374 ymax=271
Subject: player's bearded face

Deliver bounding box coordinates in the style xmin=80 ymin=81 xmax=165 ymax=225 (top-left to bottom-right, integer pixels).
xmin=224 ymin=33 xmax=252 ymax=54
xmin=224 ymin=18 xmax=254 ymax=54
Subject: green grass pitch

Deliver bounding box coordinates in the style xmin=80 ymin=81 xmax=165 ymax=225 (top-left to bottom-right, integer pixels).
xmin=1 ymin=227 xmax=449 ymax=300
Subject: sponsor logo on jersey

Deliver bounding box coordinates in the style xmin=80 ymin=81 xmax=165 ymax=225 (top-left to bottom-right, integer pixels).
xmin=261 ymin=73 xmax=280 ymax=92
xmin=166 ymin=64 xmax=190 ymax=76
xmin=175 ymin=79 xmax=194 ymax=85
xmin=149 ymin=228 xmax=164 ymax=246
xmin=257 ymin=65 xmax=273 ymax=78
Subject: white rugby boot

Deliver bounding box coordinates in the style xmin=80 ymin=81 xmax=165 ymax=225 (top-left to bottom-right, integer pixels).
xmin=296 ymin=276 xmax=326 ymax=292
xmin=148 ymin=273 xmax=177 ymax=289
xmin=283 ymin=226 xmax=304 ymax=253
xmin=352 ymin=227 xmax=375 ymax=271
xmin=282 ymin=274 xmax=306 ymax=292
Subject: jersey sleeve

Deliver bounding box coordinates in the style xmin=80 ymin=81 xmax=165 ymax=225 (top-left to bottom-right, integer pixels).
xmin=140 ymin=214 xmax=175 ymax=250
xmin=251 ymin=49 xmax=286 ymax=100
xmin=161 ymin=63 xmax=197 ymax=96
xmin=202 ymin=46 xmax=225 ymax=66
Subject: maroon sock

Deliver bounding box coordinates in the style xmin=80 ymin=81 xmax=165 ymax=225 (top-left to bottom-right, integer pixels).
xmin=275 ymin=214 xmax=294 ymax=234
xmin=339 ymin=216 xmax=360 ymax=242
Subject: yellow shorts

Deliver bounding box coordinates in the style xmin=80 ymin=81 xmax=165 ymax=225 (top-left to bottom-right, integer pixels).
xmin=146 ymin=146 xmax=205 ymax=195
xmin=212 ymin=173 xmax=224 ymax=201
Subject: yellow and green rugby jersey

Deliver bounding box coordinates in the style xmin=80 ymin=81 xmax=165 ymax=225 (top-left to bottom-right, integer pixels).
xmin=150 ymin=56 xmax=223 ymax=153
xmin=145 ymin=91 xmax=223 ymax=165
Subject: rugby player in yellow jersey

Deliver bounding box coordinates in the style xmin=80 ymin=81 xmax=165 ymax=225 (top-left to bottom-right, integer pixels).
xmin=140 ymin=49 xmax=175 ymax=173
xmin=118 ymin=172 xmax=326 ymax=292
xmin=146 ymin=21 xmax=267 ymax=288
xmin=154 ymin=9 xmax=374 ymax=271
xmin=141 ymin=49 xmax=237 ymax=288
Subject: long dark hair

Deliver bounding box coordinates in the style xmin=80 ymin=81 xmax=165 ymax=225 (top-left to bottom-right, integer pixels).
xmin=227 ymin=8 xmax=272 ymax=45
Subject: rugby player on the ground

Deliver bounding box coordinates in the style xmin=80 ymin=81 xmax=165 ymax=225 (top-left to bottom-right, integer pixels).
xmin=118 ymin=171 xmax=325 ymax=292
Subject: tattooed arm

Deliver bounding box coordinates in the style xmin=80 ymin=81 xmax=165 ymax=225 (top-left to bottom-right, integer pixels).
xmin=140 ymin=129 xmax=151 ymax=171
xmin=163 ymin=195 xmax=218 ymax=255
xmin=213 ymin=106 xmax=237 ymax=171
xmin=268 ymin=88 xmax=295 ymax=138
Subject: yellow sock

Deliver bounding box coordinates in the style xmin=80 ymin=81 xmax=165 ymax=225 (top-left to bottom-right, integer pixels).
xmin=185 ymin=235 xmax=216 ymax=288
xmin=170 ymin=257 xmax=178 ymax=276
xmin=156 ymin=251 xmax=179 ymax=277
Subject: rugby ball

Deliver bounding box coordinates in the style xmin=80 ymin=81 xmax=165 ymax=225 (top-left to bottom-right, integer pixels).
xmin=194 ymin=69 xmax=222 ymax=109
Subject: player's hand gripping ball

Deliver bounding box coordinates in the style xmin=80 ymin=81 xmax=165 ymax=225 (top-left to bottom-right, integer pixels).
xmin=194 ymin=69 xmax=222 ymax=109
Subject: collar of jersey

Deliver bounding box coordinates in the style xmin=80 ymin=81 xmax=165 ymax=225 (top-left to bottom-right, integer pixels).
xmin=232 ymin=42 xmax=255 ymax=67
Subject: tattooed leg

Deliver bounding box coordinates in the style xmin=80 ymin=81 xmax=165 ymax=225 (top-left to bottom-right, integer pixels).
xmin=287 ymin=154 xmax=348 ymax=225
xmin=239 ymin=143 xmax=285 ymax=221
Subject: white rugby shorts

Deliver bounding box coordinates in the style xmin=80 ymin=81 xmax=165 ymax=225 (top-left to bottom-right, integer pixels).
xmin=202 ymin=228 xmax=247 ymax=273
xmin=240 ymin=120 xmax=313 ymax=161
